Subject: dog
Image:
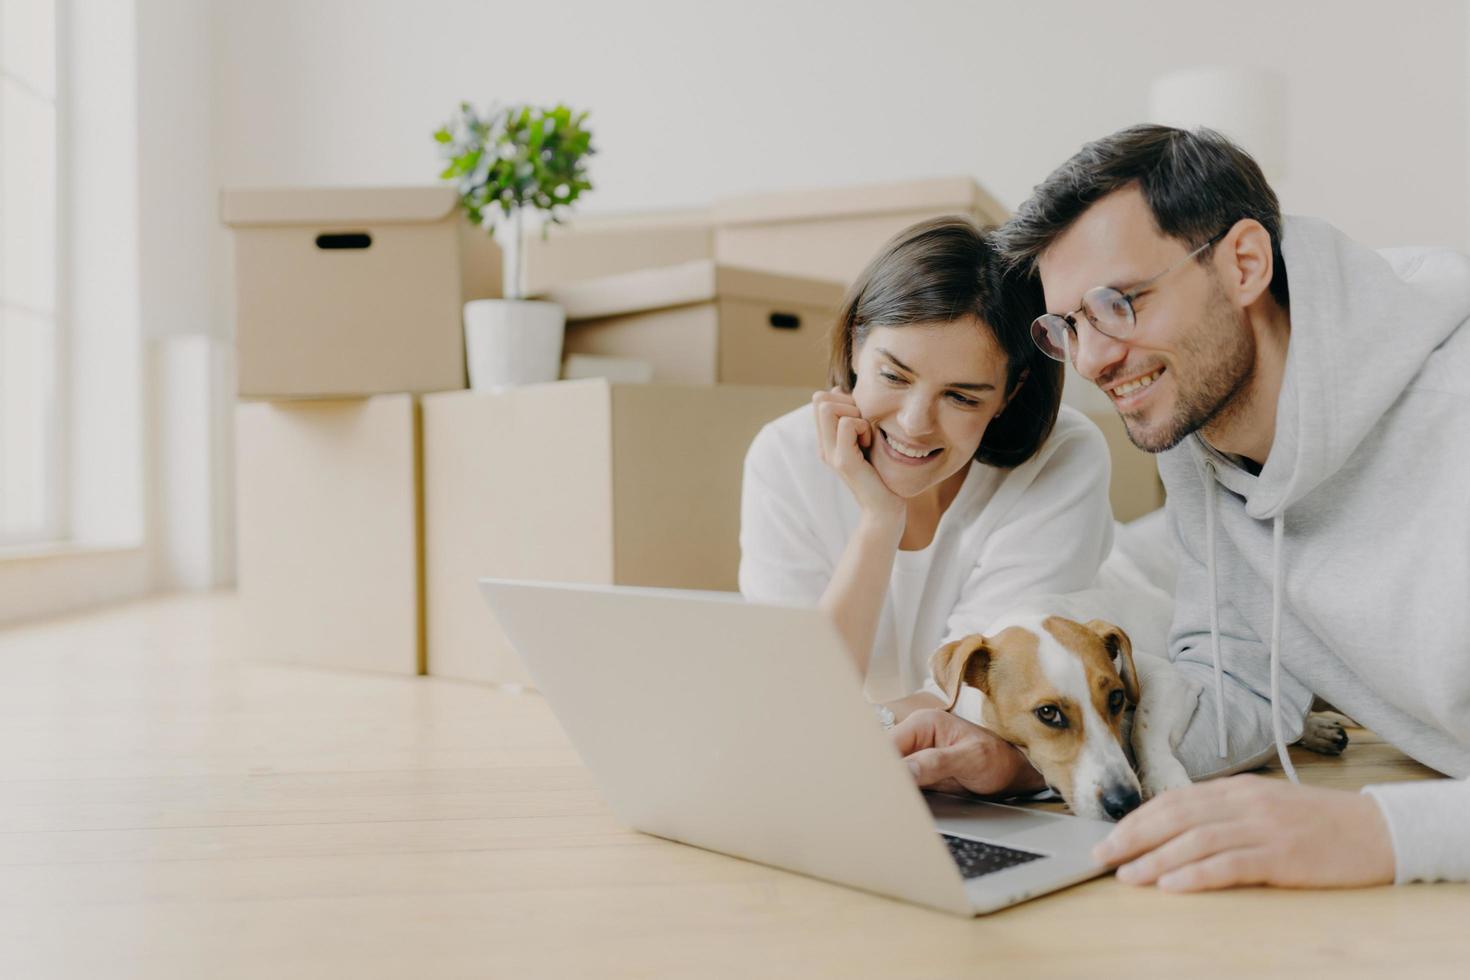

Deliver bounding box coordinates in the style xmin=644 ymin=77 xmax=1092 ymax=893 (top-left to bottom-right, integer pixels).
xmin=927 ymin=597 xmax=1349 ymax=822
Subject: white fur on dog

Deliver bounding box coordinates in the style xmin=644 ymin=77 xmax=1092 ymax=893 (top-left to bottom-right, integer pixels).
xmin=1026 ymin=611 xmax=1143 ymax=820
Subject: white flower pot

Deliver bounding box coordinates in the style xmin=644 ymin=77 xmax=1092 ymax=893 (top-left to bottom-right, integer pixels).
xmin=462 ymin=299 xmax=565 ymax=392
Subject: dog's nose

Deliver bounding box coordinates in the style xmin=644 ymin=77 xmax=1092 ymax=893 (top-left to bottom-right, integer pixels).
xmin=1100 ymin=786 xmax=1142 ymax=821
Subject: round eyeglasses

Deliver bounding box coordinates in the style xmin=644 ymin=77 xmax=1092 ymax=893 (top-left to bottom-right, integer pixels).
xmin=1030 ymin=231 xmax=1227 ymax=362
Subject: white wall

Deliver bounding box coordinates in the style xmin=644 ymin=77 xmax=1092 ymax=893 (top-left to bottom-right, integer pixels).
xmin=138 ymin=0 xmax=213 ymax=341
xmin=137 ymin=0 xmax=235 ymax=591
xmin=208 ymin=0 xmax=1470 ymax=347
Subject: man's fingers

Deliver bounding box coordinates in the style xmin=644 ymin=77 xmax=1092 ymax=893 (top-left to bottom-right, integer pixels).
xmin=1114 ymin=821 xmax=1253 ymax=886
xmin=1156 ymin=847 xmax=1271 ymax=893
xmin=1094 ymin=783 xmax=1231 ymax=866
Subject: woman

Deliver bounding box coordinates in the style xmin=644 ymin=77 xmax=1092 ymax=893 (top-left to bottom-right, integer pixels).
xmin=738 ymin=216 xmax=1115 ymax=720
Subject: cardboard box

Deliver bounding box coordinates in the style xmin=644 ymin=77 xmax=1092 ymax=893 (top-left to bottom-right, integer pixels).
xmin=222 ymin=186 xmax=501 ymax=399
xmin=235 ymin=395 xmax=423 ymax=675
xmin=1088 ymin=409 xmax=1165 ymax=523
xmin=524 ymin=208 xmax=711 ymax=295
xmin=713 ymin=176 xmax=1010 ymax=285
xmin=548 ymin=260 xmax=846 ymax=388
xmin=422 ymin=380 xmax=811 ymax=685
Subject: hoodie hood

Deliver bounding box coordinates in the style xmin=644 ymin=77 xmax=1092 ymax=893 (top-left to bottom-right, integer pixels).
xmin=1200 ymin=215 xmax=1470 ymax=520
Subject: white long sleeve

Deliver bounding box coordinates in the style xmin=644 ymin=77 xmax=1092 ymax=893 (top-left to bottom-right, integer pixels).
xmin=1362 ymin=778 xmax=1470 ymax=883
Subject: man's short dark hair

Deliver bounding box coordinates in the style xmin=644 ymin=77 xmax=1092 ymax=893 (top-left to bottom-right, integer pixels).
xmin=996 ymin=124 xmax=1289 ymax=309
xmin=828 ymin=215 xmax=1061 ymax=469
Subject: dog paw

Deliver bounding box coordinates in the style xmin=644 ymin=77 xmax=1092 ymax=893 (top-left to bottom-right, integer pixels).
xmin=1297 ymin=713 xmax=1350 ymax=756
xmin=1138 ymin=758 xmax=1192 ymax=800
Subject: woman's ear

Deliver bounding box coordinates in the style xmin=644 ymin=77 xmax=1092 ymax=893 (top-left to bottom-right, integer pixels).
xmin=998 ymin=368 xmax=1029 ymax=416
xmin=842 ymin=338 xmax=864 ymax=393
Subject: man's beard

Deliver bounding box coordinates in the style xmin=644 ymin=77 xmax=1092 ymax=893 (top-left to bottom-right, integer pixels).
xmin=1120 ymin=280 xmax=1257 ymax=454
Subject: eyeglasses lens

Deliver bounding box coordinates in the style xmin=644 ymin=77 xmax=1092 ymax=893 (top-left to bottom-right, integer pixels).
xmin=1030 ymin=315 xmax=1070 ymax=361
xmin=1083 ymin=287 xmax=1135 ymax=337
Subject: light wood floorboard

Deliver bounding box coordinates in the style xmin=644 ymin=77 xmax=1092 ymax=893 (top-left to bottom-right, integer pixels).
xmin=2 ymin=594 xmax=1465 ymax=978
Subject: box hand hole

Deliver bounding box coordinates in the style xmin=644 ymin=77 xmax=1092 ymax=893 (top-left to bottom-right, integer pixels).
xmin=768 ymin=312 xmax=800 ymax=330
xmin=315 ymin=232 xmax=373 ymax=250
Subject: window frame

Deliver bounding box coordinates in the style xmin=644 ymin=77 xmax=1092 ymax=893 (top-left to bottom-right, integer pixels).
xmin=0 ymin=0 xmax=65 ymax=548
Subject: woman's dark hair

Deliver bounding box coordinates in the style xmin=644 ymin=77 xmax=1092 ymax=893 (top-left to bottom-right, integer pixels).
xmin=827 ymin=215 xmax=1061 ymax=469
xmin=996 ymin=124 xmax=1289 ymax=308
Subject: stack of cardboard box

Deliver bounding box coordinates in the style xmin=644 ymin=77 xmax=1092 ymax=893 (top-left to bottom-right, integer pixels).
xmin=224 ymin=186 xmax=499 ymax=675
xmin=226 ymin=176 xmax=1161 ymax=684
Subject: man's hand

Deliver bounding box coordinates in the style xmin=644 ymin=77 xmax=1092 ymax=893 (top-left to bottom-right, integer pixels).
xmin=1094 ymin=773 xmax=1396 ymax=891
xmin=891 ymin=708 xmax=1045 ymax=797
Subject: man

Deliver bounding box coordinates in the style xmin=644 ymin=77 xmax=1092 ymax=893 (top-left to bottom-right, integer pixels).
xmin=897 ymin=124 xmax=1470 ymax=889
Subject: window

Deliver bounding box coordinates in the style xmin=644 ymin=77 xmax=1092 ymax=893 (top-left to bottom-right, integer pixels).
xmin=0 ymin=0 xmax=61 ymax=545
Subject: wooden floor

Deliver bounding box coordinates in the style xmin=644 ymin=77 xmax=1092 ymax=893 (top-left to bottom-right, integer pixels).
xmin=2 ymin=593 xmax=1466 ymax=979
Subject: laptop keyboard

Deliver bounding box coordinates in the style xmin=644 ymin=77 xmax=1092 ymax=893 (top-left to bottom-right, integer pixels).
xmin=941 ymin=834 xmax=1045 ymax=879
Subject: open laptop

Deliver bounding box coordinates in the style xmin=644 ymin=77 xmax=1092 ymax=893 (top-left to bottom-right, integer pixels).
xmin=478 ymin=579 xmax=1115 ymax=916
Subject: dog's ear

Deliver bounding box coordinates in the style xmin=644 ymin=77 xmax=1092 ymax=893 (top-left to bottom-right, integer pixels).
xmin=928 ymin=635 xmax=993 ymax=711
xmin=1086 ymin=619 xmax=1139 ymax=704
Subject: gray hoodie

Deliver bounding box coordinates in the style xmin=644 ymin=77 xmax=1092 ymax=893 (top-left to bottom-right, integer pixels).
xmin=1159 ymin=215 xmax=1470 ymax=883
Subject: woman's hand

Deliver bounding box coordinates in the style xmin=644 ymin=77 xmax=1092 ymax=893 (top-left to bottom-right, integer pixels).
xmin=812 ymin=387 xmax=904 ymax=524
xmin=891 ymin=708 xmax=1046 ymax=798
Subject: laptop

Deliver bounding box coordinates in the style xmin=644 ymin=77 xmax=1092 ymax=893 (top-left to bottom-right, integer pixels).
xmin=478 ymin=579 xmax=1115 ymax=916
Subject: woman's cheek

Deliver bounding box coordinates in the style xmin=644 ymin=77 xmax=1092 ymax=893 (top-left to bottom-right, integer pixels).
xmin=953 ymin=413 xmax=993 ymax=458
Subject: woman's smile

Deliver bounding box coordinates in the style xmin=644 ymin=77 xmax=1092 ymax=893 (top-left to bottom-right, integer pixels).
xmin=878 ymin=427 xmax=943 ymax=466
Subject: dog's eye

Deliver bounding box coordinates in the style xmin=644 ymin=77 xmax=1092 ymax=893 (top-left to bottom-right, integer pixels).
xmin=1033 ymin=705 xmax=1068 ymax=729
xmin=1109 ymin=689 xmax=1127 ymax=714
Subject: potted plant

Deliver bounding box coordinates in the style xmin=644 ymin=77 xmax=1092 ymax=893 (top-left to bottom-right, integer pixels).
xmin=434 ymin=102 xmax=595 ymax=390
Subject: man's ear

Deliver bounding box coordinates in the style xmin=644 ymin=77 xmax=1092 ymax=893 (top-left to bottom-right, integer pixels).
xmin=1219 ymin=217 xmax=1275 ymax=309
xmin=928 ymin=635 xmax=993 ymax=711
xmin=1086 ymin=619 xmax=1139 ymax=704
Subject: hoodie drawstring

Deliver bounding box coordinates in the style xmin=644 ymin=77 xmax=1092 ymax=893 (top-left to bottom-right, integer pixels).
xmin=1269 ymin=513 xmax=1299 ymax=783
xmin=1202 ymin=460 xmax=1300 ymax=783
xmin=1204 ymin=462 xmax=1227 ymax=759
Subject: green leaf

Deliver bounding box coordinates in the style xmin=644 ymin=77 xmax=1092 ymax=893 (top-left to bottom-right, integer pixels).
xmin=431 ymin=100 xmax=596 ymax=223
